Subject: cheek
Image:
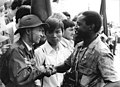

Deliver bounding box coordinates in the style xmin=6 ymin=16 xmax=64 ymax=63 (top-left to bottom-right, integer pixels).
xmin=77 ymin=27 xmax=85 ymax=34
xmin=33 ymin=33 xmax=40 ymax=41
xmin=57 ymin=33 xmax=63 ymax=39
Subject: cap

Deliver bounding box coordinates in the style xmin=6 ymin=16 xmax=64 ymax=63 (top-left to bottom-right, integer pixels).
xmin=14 ymin=14 xmax=48 ymax=35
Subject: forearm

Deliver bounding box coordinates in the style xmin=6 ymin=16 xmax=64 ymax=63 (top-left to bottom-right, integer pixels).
xmin=55 ymin=63 xmax=71 ymax=73
xmin=15 ymin=66 xmax=44 ymax=85
xmin=104 ymin=81 xmax=120 ymax=87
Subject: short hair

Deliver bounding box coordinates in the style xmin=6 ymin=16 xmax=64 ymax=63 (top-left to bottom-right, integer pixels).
xmin=63 ymin=11 xmax=70 ymax=17
xmin=80 ymin=11 xmax=102 ymax=33
xmin=51 ymin=12 xmax=67 ymax=21
xmin=11 ymin=0 xmax=22 ymax=10
xmin=62 ymin=19 xmax=75 ymax=30
xmin=22 ymin=0 xmax=31 ymax=5
xmin=45 ymin=17 xmax=64 ymax=33
xmin=15 ymin=5 xmax=31 ymax=23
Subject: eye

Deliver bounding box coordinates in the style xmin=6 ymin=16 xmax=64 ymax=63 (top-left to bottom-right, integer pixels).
xmin=48 ymin=30 xmax=53 ymax=34
xmin=77 ymin=22 xmax=82 ymax=27
xmin=56 ymin=29 xmax=62 ymax=34
xmin=39 ymin=28 xmax=44 ymax=32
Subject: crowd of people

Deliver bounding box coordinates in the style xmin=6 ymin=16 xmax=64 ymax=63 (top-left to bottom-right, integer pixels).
xmin=0 ymin=0 xmax=120 ymax=87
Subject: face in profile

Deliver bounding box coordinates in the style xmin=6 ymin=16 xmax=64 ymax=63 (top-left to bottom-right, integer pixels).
xmin=31 ymin=26 xmax=45 ymax=44
xmin=76 ymin=15 xmax=90 ymax=40
xmin=46 ymin=27 xmax=63 ymax=46
xmin=63 ymin=26 xmax=75 ymax=40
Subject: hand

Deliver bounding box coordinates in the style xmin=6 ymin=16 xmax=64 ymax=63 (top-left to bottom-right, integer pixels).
xmin=38 ymin=66 xmax=46 ymax=73
xmin=44 ymin=65 xmax=56 ymax=77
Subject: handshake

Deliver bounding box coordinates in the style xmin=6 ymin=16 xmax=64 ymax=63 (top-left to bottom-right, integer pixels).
xmin=39 ymin=65 xmax=57 ymax=77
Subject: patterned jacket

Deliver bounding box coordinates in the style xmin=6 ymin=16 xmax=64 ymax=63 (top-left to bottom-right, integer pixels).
xmin=64 ymin=36 xmax=120 ymax=87
xmin=6 ymin=39 xmax=44 ymax=87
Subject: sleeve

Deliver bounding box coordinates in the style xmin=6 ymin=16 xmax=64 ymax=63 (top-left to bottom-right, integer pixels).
xmin=9 ymin=48 xmax=45 ymax=86
xmin=56 ymin=51 xmax=76 ymax=73
xmin=98 ymin=52 xmax=120 ymax=82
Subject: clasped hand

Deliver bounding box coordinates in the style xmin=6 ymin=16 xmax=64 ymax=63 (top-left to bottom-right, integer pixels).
xmin=44 ymin=65 xmax=56 ymax=77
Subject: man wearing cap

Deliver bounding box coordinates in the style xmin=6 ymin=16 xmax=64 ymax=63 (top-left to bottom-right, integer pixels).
xmin=3 ymin=14 xmax=49 ymax=87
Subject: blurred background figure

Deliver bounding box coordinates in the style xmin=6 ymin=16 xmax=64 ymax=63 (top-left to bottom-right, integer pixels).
xmin=14 ymin=5 xmax=31 ymax=43
xmin=106 ymin=36 xmax=116 ymax=55
xmin=0 ymin=34 xmax=10 ymax=87
xmin=61 ymin=19 xmax=76 ymax=52
xmin=0 ymin=35 xmax=9 ymax=57
xmin=51 ymin=12 xmax=67 ymax=21
xmin=63 ymin=11 xmax=71 ymax=20
xmin=100 ymin=33 xmax=108 ymax=46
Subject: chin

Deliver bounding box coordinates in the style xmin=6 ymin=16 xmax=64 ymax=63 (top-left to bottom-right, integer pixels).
xmin=35 ymin=40 xmax=40 ymax=44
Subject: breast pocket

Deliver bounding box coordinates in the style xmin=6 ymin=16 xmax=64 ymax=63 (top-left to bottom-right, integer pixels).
xmin=78 ymin=50 xmax=100 ymax=76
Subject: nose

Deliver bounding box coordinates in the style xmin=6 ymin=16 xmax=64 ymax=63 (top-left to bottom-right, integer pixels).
xmin=73 ymin=30 xmax=76 ymax=35
xmin=51 ymin=32 xmax=57 ymax=37
xmin=39 ymin=29 xmax=45 ymax=36
xmin=40 ymin=32 xmax=44 ymax=38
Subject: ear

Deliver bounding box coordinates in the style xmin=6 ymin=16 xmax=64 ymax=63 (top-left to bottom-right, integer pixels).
xmin=89 ymin=24 xmax=95 ymax=31
xmin=26 ymin=29 xmax=31 ymax=35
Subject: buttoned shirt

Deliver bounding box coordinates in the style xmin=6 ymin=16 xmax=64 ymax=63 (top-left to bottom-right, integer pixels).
xmin=35 ymin=41 xmax=72 ymax=87
xmin=64 ymin=35 xmax=120 ymax=87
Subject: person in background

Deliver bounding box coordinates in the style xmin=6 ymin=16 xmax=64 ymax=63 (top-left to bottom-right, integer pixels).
xmin=51 ymin=12 xmax=67 ymax=21
xmin=106 ymin=36 xmax=115 ymax=54
xmin=3 ymin=14 xmax=49 ymax=87
xmin=63 ymin=11 xmax=71 ymax=20
xmin=61 ymin=19 xmax=76 ymax=53
xmin=0 ymin=35 xmax=10 ymax=55
xmin=49 ymin=11 xmax=120 ymax=87
xmin=0 ymin=34 xmax=10 ymax=87
xmin=4 ymin=0 xmax=22 ymax=24
xmin=35 ymin=17 xmax=72 ymax=87
xmin=4 ymin=0 xmax=23 ymax=44
xmin=0 ymin=34 xmax=9 ymax=57
xmin=100 ymin=33 xmax=108 ymax=47
xmin=22 ymin=0 xmax=31 ymax=6
xmin=14 ymin=5 xmax=31 ymax=43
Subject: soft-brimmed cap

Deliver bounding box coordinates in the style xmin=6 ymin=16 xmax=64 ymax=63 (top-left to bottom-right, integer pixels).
xmin=14 ymin=14 xmax=49 ymax=35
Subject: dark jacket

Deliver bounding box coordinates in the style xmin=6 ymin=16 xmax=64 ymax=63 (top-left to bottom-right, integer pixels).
xmin=6 ymin=39 xmax=44 ymax=87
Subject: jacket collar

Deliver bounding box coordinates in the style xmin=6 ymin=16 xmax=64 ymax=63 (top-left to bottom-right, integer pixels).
xmin=22 ymin=40 xmax=32 ymax=51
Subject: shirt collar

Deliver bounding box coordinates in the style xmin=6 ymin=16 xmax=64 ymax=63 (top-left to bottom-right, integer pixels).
xmin=88 ymin=35 xmax=100 ymax=49
xmin=22 ymin=40 xmax=32 ymax=51
xmin=61 ymin=37 xmax=74 ymax=47
xmin=44 ymin=41 xmax=61 ymax=54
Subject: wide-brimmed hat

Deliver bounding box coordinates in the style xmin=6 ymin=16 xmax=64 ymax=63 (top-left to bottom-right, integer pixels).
xmin=14 ymin=14 xmax=48 ymax=35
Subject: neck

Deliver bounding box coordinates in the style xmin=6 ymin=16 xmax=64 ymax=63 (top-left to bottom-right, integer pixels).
xmin=48 ymin=41 xmax=59 ymax=51
xmin=83 ymin=34 xmax=98 ymax=47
